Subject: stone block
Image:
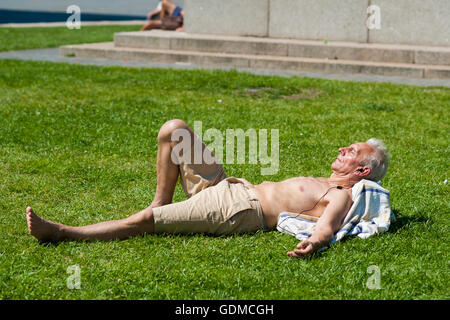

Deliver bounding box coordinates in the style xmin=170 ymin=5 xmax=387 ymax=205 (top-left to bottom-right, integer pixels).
xmin=269 ymin=0 xmax=368 ymax=42
xmin=368 ymin=0 xmax=450 ymax=47
xmin=184 ymin=0 xmax=269 ymax=37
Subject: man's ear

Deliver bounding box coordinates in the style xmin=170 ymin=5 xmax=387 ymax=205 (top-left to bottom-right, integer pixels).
xmin=355 ymin=166 xmax=371 ymax=177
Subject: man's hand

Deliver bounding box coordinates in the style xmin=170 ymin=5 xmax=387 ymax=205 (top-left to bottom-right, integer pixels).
xmin=287 ymin=240 xmax=317 ymax=258
xmin=287 ymin=188 xmax=351 ymax=259
xmin=226 ymin=177 xmax=253 ymax=187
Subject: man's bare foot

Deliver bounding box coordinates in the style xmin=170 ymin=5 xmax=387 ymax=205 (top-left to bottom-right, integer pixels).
xmin=26 ymin=207 xmax=63 ymax=242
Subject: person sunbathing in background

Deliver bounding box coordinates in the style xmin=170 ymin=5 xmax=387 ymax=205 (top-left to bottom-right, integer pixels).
xmin=141 ymin=0 xmax=184 ymax=32
xmin=26 ymin=119 xmax=389 ymax=258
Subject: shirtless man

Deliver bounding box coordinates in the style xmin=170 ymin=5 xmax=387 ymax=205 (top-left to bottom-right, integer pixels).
xmin=26 ymin=119 xmax=389 ymax=258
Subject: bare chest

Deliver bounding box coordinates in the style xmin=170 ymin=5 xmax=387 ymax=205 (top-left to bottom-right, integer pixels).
xmin=261 ymin=177 xmax=332 ymax=217
xmin=283 ymin=180 xmax=331 ymax=217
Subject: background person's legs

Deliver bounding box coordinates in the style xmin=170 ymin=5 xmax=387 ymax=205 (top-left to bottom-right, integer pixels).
xmin=142 ymin=1 xmax=182 ymax=32
xmin=140 ymin=20 xmax=162 ymax=31
xmin=161 ymin=0 xmax=178 ymax=18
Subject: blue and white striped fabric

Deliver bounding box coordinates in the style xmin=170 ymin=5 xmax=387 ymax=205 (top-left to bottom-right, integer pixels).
xmin=276 ymin=179 xmax=393 ymax=245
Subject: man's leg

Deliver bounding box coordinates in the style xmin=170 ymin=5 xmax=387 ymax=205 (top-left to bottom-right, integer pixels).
xmin=150 ymin=119 xmax=186 ymax=207
xmin=161 ymin=0 xmax=177 ymax=18
xmin=140 ymin=20 xmax=162 ymax=31
xmin=155 ymin=119 xmax=227 ymax=200
xmin=150 ymin=118 xmax=224 ymax=206
xmin=26 ymin=119 xmax=222 ymax=242
xmin=26 ymin=205 xmax=154 ymax=242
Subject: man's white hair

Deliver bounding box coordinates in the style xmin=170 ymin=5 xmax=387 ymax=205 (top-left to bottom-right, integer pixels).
xmin=362 ymin=138 xmax=390 ymax=182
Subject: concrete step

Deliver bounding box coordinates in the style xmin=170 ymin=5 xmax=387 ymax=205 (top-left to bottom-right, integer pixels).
xmin=59 ymin=42 xmax=450 ymax=79
xmin=114 ymin=30 xmax=450 ymax=66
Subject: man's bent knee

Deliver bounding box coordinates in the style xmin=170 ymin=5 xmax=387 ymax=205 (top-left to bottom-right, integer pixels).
xmin=158 ymin=119 xmax=189 ymax=143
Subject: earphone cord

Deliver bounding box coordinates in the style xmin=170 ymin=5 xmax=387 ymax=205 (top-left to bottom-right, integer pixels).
xmin=276 ymin=185 xmax=342 ymax=235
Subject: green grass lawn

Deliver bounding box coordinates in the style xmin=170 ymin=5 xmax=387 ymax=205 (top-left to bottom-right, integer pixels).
xmin=0 ymin=25 xmax=141 ymax=52
xmin=0 ymin=55 xmax=448 ymax=299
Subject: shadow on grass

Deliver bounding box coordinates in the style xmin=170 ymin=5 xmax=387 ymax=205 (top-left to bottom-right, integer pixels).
xmin=305 ymin=209 xmax=430 ymax=260
xmin=37 ymin=239 xmax=79 ymax=247
xmin=386 ymin=209 xmax=430 ymax=234
xmin=35 ymin=210 xmax=428 ymax=258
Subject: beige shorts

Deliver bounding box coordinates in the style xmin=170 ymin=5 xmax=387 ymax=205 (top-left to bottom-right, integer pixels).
xmin=152 ymin=135 xmax=267 ymax=235
xmin=152 ymin=178 xmax=267 ymax=235
xmin=179 ymin=160 xmax=227 ymax=198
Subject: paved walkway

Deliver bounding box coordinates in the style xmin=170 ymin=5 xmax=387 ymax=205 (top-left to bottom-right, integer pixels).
xmin=1 ymin=47 xmax=449 ymax=88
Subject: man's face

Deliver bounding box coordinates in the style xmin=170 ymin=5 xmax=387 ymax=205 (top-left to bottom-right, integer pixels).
xmin=331 ymin=142 xmax=375 ymax=175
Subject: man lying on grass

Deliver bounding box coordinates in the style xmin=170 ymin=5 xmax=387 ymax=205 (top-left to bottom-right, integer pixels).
xmin=26 ymin=119 xmax=389 ymax=258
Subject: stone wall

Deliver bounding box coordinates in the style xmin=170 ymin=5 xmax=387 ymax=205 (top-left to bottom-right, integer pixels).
xmin=184 ymin=0 xmax=268 ymax=37
xmin=184 ymin=0 xmax=450 ymax=46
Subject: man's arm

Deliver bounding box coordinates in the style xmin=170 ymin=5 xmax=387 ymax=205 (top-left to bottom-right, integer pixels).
xmin=147 ymin=9 xmax=161 ymax=20
xmin=287 ymin=190 xmax=351 ymax=258
xmin=225 ymin=177 xmax=253 ymax=187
